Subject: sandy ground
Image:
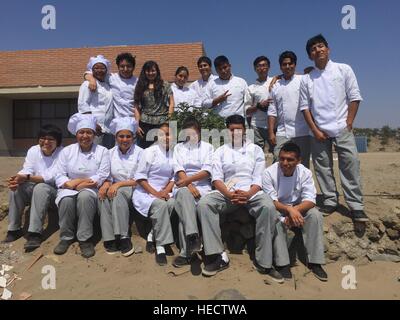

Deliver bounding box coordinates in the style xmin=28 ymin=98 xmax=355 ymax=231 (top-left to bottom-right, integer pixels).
xmin=0 ymin=152 xmax=399 ymax=300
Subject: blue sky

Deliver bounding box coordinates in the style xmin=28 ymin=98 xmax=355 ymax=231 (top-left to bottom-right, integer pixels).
xmin=0 ymin=0 xmax=399 ymax=128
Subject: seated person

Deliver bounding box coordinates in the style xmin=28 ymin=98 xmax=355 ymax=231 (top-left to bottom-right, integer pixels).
xmin=262 ymin=142 xmax=327 ymax=281
xmin=4 ymin=124 xmax=63 ymax=252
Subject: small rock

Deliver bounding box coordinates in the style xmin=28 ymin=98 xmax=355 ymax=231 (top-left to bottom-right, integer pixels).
xmin=213 ymin=289 xmax=246 ymax=300
xmin=381 ymin=215 xmax=398 ymax=229
xmin=366 ymin=226 xmax=381 ymax=242
xmin=386 ymin=229 xmax=400 ymax=240
xmin=367 ymin=253 xmax=400 ymax=263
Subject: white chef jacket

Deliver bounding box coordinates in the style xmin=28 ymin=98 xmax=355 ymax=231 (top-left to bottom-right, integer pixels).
xmin=202 ymin=75 xmax=251 ymax=118
xmin=132 ymin=144 xmax=174 ymax=217
xmin=109 ymin=144 xmax=143 ymax=183
xmin=18 ymin=145 xmax=63 ymax=185
xmin=299 ymin=60 xmax=363 ymax=138
xmin=171 ymin=83 xmax=198 ymax=110
xmin=172 ymin=140 xmax=214 ymax=196
xmin=248 ymin=77 xmax=273 ymax=129
xmin=54 ymin=143 xmax=111 ymax=206
xmin=212 ymin=140 xmax=265 ymax=198
xmin=262 ymin=162 xmax=316 ymax=206
xmin=189 ymin=74 xmax=218 ymax=107
xmin=78 ymin=80 xmax=113 ymax=133
xmin=268 ymin=74 xmax=310 ymax=138
xmin=109 ymin=73 xmax=138 ymax=118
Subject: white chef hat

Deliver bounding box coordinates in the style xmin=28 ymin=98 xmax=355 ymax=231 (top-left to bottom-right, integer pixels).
xmin=109 ymin=117 xmax=138 ymax=135
xmin=86 ymin=55 xmax=111 ymax=74
xmin=67 ymin=113 xmax=97 ymax=135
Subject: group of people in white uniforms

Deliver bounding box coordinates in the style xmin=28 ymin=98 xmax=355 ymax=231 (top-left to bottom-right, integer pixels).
xmin=3 ymin=33 xmax=367 ymax=284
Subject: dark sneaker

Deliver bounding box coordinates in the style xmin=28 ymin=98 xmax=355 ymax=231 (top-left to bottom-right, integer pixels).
xmin=3 ymin=229 xmax=23 ymax=243
xmin=202 ymin=254 xmax=229 ymax=277
xmin=352 ymin=210 xmax=369 ymax=222
xmin=156 ymin=253 xmax=167 ymax=266
xmin=253 ymin=261 xmax=284 ymax=284
xmin=79 ymin=241 xmax=95 ymax=259
xmin=24 ymin=233 xmax=42 ymax=252
xmin=54 ymin=239 xmax=74 ymax=255
xmin=173 ymin=255 xmax=191 ymax=268
xmin=276 ymin=265 xmax=293 ymax=280
xmin=120 ymin=238 xmax=135 ymax=257
xmin=186 ymin=233 xmax=202 ymax=257
xmin=146 ymin=240 xmax=155 ymax=254
xmin=309 ymin=263 xmax=328 ymax=282
xmin=319 ymin=205 xmax=338 ymax=216
xmin=103 ymin=240 xmax=118 ymax=255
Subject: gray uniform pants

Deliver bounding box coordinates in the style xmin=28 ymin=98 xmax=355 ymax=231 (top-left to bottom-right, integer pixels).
xmin=311 ymin=128 xmax=363 ymax=210
xmin=274 ymin=207 xmax=325 ymax=266
xmin=98 ymin=186 xmax=133 ymax=241
xmin=58 ymin=190 xmax=97 ymax=242
xmin=148 ymin=198 xmax=175 ymax=247
xmin=273 ymin=135 xmax=311 ymax=169
xmin=253 ymin=126 xmax=274 ymax=153
xmin=8 ymin=182 xmax=57 ymax=233
xmin=197 ymin=192 xmax=281 ymax=269
xmin=174 ymin=187 xmax=200 ymax=257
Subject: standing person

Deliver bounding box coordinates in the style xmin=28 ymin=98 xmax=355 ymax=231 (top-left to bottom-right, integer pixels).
xmin=196 ymin=115 xmax=284 ymax=282
xmin=132 ymin=123 xmax=175 ymax=265
xmin=134 ymin=61 xmax=174 ymax=149
xmin=299 ymin=34 xmax=368 ymax=221
xmin=53 ymin=113 xmax=110 ymax=258
xmin=78 ymin=55 xmax=114 ymax=149
xmin=189 ymin=56 xmax=218 ymax=107
xmin=85 ymin=52 xmax=139 ymax=120
xmin=3 ymin=125 xmax=63 ymax=252
xmin=202 ymin=56 xmax=251 ymax=119
xmin=263 ymin=142 xmax=327 ymax=281
xmin=268 ymin=51 xmax=311 ymax=168
xmin=171 ymin=66 xmax=197 ymax=111
xmin=98 ymin=117 xmax=143 ymax=257
xmin=172 ymin=116 xmax=214 ymax=267
xmin=247 ymin=56 xmax=274 ymax=152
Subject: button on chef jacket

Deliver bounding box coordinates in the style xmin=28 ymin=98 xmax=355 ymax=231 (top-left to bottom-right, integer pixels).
xmin=262 ymin=162 xmax=316 ymax=206
xmin=132 ymin=143 xmax=174 ymax=217
xmin=54 ymin=143 xmax=111 ymax=206
xmin=212 ymin=140 xmax=265 ymax=199
xmin=18 ymin=145 xmax=63 ymax=185
xmin=78 ymin=80 xmax=113 ymax=133
xmin=109 ymin=144 xmax=143 ymax=183
xmin=172 ymin=140 xmax=214 ymax=197
xmin=299 ymin=60 xmax=363 ymax=138
xmin=268 ymin=74 xmax=310 ymax=138
xmin=202 ymin=75 xmax=251 ymax=118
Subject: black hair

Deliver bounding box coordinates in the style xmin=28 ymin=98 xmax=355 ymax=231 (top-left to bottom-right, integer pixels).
xmin=214 ymin=55 xmax=230 ymax=69
xmin=279 ymin=51 xmax=297 ymax=66
xmin=280 ymin=141 xmax=301 ymax=158
xmin=306 ymin=34 xmax=329 ymax=57
xmin=182 ymin=116 xmax=201 ymax=132
xmin=197 ymin=56 xmax=212 ymax=67
xmin=253 ymin=56 xmax=270 ymax=68
xmin=134 ymin=60 xmax=163 ymax=104
xmin=38 ymin=124 xmax=63 ymax=147
xmin=225 ymin=114 xmax=246 ymax=128
xmin=175 ymin=66 xmax=189 ymax=76
xmin=116 ymin=52 xmax=136 ymax=68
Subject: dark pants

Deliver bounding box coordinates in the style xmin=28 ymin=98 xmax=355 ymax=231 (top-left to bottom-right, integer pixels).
xmin=137 ymin=121 xmax=162 ymax=149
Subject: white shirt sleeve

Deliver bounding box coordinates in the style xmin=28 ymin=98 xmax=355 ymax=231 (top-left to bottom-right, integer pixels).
xmin=343 ymin=65 xmax=363 ymax=102
xmin=54 ymin=148 xmax=70 ymax=188
xmin=18 ymin=147 xmax=37 ymax=176
xmin=267 ymin=89 xmax=278 ymax=117
xmin=201 ymin=144 xmax=214 ymax=175
xmin=262 ymin=168 xmax=278 ymax=201
xmin=252 ymin=146 xmax=266 ymax=187
xmin=300 ymin=169 xmax=317 ymax=204
xmin=299 ymin=76 xmax=311 ymax=111
xmin=78 ymin=82 xmax=92 ymax=113
xmin=89 ymin=148 xmax=110 ymax=187
xmin=134 ymin=149 xmax=152 ymax=181
xmin=243 ymin=82 xmax=252 ymax=114
xmin=211 ymin=148 xmax=224 ymax=183
xmin=172 ymin=145 xmax=185 ymax=174
xmin=202 ymin=83 xmax=214 ymax=109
